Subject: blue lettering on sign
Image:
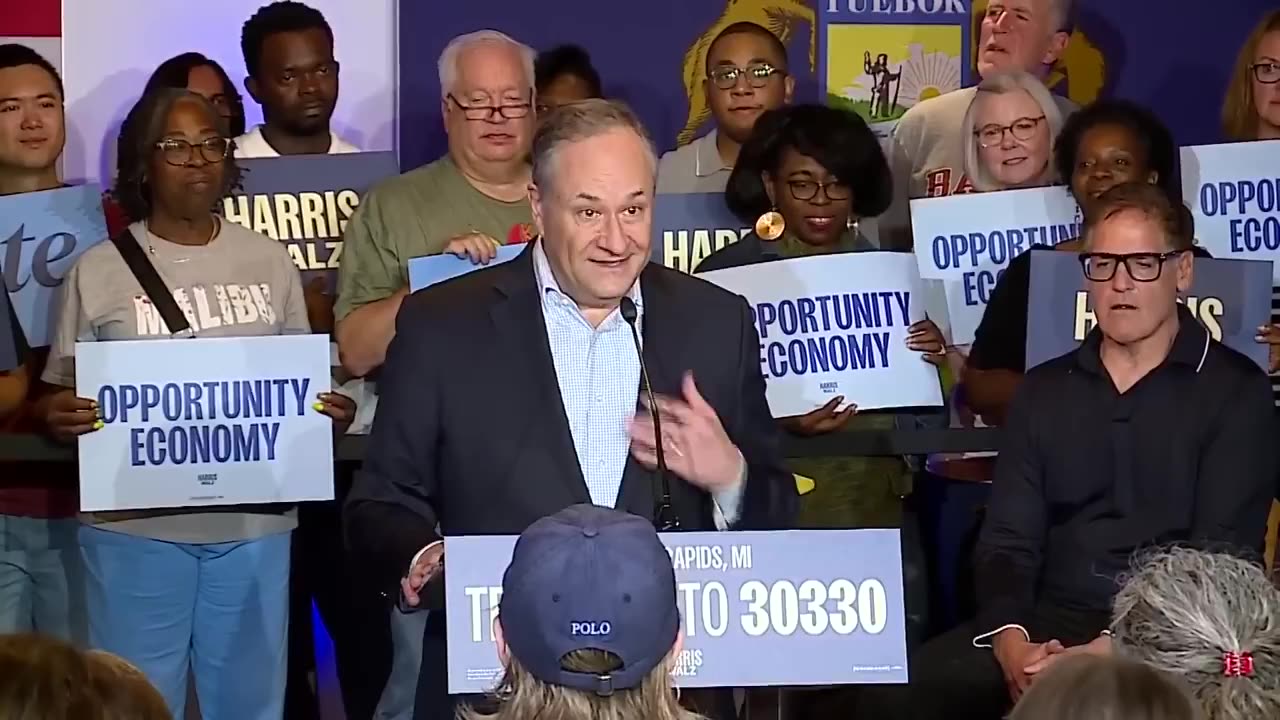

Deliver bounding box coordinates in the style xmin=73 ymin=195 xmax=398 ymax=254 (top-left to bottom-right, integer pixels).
xmin=751 ymin=291 xmax=913 ymax=380
xmin=1229 ymin=217 xmax=1280 ymax=252
xmin=570 ymin=621 xmax=612 ymax=636
xmin=1199 ymin=177 xmax=1280 ymax=217
xmin=962 ymin=268 xmax=1006 ymax=306
xmin=95 ymin=377 xmax=313 ymax=468
xmin=928 ymin=223 xmax=1078 ymax=271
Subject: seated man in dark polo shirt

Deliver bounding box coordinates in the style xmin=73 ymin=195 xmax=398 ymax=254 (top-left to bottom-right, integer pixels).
xmin=856 ymin=181 xmax=1277 ymax=720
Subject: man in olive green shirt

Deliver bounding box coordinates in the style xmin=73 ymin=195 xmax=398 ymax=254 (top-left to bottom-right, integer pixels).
xmin=335 ymin=29 xmax=536 ymax=378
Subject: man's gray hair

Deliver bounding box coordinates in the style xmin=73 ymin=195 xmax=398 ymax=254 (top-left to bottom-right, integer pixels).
xmin=1111 ymin=547 xmax=1280 ymax=720
xmin=437 ymin=30 xmax=535 ymax=98
xmin=961 ymin=70 xmax=1064 ymax=192
xmin=530 ymin=99 xmax=658 ymax=191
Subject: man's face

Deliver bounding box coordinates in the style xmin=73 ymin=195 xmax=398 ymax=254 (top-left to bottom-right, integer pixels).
xmin=1086 ymin=209 xmax=1192 ymax=346
xmin=977 ymin=0 xmax=1069 ymax=77
xmin=248 ymin=28 xmax=339 ymax=135
xmin=444 ymin=43 xmax=535 ymax=167
xmin=530 ymin=128 xmax=653 ymax=315
xmin=704 ymin=32 xmax=793 ymax=144
xmin=0 ymin=64 xmax=65 ymax=173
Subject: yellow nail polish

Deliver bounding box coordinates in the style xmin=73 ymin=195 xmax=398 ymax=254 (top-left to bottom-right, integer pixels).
xmin=92 ymin=420 xmax=105 ymax=430
xmin=313 ymin=402 xmax=325 ymax=412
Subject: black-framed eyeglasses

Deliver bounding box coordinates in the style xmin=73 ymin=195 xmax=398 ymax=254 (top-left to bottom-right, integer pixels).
xmin=975 ymin=115 xmax=1045 ymax=148
xmin=447 ymin=93 xmax=532 ymax=121
xmin=154 ymin=137 xmax=229 ymax=166
xmin=787 ymin=179 xmax=851 ymax=202
xmin=708 ymin=63 xmax=784 ymax=91
xmin=1252 ymin=61 xmax=1280 ymax=84
xmin=1078 ymin=250 xmax=1186 ymax=282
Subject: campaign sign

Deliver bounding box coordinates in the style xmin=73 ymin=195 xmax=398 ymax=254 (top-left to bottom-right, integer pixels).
xmin=446 ymin=529 xmax=907 ymax=692
xmin=700 ymin=253 xmax=943 ymax=417
xmin=223 ymin=151 xmax=399 ymax=288
xmin=0 ymin=185 xmax=108 ymax=348
xmin=75 ymin=334 xmax=334 ymax=512
xmin=1181 ymin=141 xmax=1280 ymax=281
xmin=1026 ymin=252 xmax=1273 ymax=370
xmin=407 ymin=245 xmax=524 ymax=292
xmin=912 ymin=186 xmax=1082 ymax=345
xmin=652 ymin=192 xmax=750 ymax=274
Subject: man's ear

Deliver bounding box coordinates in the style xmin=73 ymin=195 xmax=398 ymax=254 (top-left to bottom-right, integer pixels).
xmin=783 ymin=75 xmax=796 ymax=105
xmin=529 ymin=182 xmax=545 ymax=238
xmin=244 ymin=76 xmax=261 ymax=106
xmin=494 ymin=616 xmax=510 ymax=665
xmin=1175 ymin=249 xmax=1194 ymax=294
xmin=1041 ymin=30 xmax=1071 ymax=67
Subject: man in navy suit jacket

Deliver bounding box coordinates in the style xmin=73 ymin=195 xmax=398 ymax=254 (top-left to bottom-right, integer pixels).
xmin=345 ymin=99 xmax=796 ymax=720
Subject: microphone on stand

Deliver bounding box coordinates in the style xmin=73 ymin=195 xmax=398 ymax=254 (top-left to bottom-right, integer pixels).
xmin=620 ymin=296 xmax=681 ymax=531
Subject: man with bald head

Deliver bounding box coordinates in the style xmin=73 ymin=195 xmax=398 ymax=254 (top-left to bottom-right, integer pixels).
xmin=336 ymin=29 xmax=537 ymax=379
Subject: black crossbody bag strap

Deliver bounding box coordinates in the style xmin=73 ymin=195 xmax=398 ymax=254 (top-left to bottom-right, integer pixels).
xmin=110 ymin=230 xmax=192 ymax=336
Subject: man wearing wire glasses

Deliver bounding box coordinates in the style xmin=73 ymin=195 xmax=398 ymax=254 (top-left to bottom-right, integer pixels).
xmin=860 ymin=181 xmax=1277 ymax=720
xmin=656 ymin=22 xmax=793 ymax=195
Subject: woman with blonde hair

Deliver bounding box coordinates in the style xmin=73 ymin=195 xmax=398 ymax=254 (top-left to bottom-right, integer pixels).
xmin=1009 ymin=654 xmax=1203 ymax=720
xmin=1111 ymin=547 xmax=1280 ymax=720
xmin=961 ymin=70 xmax=1065 ymax=192
xmin=460 ymin=504 xmax=701 ymax=720
xmin=1222 ymin=10 xmax=1280 ymax=141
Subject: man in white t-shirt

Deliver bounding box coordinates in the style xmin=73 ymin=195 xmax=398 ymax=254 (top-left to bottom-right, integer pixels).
xmin=880 ymin=0 xmax=1076 ymax=251
xmin=235 ymin=1 xmax=357 ymax=159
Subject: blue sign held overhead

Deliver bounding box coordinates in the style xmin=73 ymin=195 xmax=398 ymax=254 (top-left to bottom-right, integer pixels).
xmin=0 ymin=185 xmax=108 ymax=348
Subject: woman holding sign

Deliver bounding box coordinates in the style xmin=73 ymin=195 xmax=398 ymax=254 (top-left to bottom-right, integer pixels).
xmin=36 ymin=88 xmax=354 ymax=720
xmin=697 ymin=103 xmax=945 ymax=654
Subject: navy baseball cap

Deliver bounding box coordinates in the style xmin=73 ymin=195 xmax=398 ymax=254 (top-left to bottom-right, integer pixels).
xmin=498 ymin=504 xmax=680 ymax=695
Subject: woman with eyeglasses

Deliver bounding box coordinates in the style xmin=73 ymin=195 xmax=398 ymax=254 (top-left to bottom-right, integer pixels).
xmin=697 ymin=104 xmax=944 ymax=648
xmin=961 ymin=70 xmax=1064 ymax=192
xmin=36 ymin=88 xmax=354 ymax=719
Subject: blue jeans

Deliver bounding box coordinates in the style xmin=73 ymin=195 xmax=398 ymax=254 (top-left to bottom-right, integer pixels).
xmin=0 ymin=514 xmax=86 ymax=643
xmin=376 ymin=608 xmax=427 ymax=720
xmin=79 ymin=525 xmax=291 ymax=720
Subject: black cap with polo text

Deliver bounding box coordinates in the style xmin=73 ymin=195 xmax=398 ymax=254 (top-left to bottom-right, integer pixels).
xmin=498 ymin=504 xmax=680 ymax=695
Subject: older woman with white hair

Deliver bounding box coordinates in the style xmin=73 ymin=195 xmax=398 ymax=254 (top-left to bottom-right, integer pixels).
xmin=1111 ymin=547 xmax=1280 ymax=720
xmin=961 ymin=70 xmax=1064 ymax=192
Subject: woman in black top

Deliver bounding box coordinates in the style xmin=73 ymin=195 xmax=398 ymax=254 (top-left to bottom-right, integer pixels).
xmin=964 ymin=100 xmax=1206 ymax=424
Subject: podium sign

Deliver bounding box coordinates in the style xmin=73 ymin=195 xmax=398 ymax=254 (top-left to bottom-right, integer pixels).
xmin=445 ymin=528 xmax=907 ymax=693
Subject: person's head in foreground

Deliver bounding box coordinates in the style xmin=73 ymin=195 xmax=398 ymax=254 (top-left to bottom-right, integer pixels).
xmin=975 ymin=0 xmax=1072 ymax=79
xmin=1008 ymin=654 xmax=1203 ymax=720
xmin=1055 ymin=99 xmax=1178 ymax=223
xmin=461 ymin=504 xmax=697 ymax=720
xmin=725 ymin=104 xmax=892 ymax=248
xmin=1078 ymin=182 xmax=1194 ymax=348
xmin=529 ymin=99 xmax=656 ymax=326
xmin=113 ymin=88 xmax=241 ymax=224
xmin=1111 ymin=547 xmax=1280 ymax=720
xmin=83 ymin=650 xmax=172 ymax=720
xmin=0 ymin=633 xmax=97 ymax=719
xmin=962 ymin=70 xmax=1063 ymax=192
xmin=1222 ymin=9 xmax=1280 ymax=141
xmin=535 ymin=44 xmax=603 ymax=115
